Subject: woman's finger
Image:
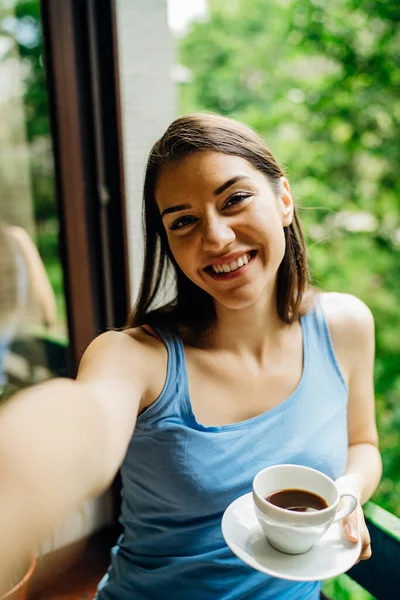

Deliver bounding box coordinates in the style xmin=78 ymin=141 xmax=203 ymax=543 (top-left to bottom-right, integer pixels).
xmin=356 ymin=542 xmax=372 ymax=563
xmin=342 ymin=513 xmax=359 ymax=542
xmin=342 ymin=506 xmax=373 ymax=563
xmin=360 ymin=543 xmax=372 ymax=560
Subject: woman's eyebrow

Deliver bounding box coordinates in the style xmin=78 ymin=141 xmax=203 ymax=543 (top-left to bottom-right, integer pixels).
xmin=160 ymin=175 xmax=252 ymax=218
xmin=214 ymin=175 xmax=252 ymax=196
xmin=161 ymin=204 xmax=191 ymax=218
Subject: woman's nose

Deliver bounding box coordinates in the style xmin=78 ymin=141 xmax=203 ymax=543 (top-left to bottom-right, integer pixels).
xmin=201 ymin=217 xmax=236 ymax=252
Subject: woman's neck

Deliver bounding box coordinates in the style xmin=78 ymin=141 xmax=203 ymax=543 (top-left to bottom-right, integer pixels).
xmin=210 ymin=286 xmax=291 ymax=360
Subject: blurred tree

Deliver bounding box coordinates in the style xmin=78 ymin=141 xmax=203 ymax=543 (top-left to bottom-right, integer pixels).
xmin=0 ymin=0 xmax=64 ymax=321
xmin=0 ymin=0 xmax=55 ymax=223
xmin=179 ymin=0 xmax=400 ymax=518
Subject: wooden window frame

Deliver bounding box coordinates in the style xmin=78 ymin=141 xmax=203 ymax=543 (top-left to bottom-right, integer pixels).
xmin=40 ymin=0 xmax=130 ymax=372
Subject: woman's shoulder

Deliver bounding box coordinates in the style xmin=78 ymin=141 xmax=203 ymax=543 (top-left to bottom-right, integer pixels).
xmin=86 ymin=326 xmax=166 ymax=356
xmin=319 ymin=292 xmax=374 ymax=332
xmin=122 ymin=326 xmax=169 ymax=409
xmin=318 ymin=292 xmax=374 ymax=379
xmin=83 ymin=327 xmax=168 ymax=410
xmin=121 ymin=326 xmax=168 ymax=357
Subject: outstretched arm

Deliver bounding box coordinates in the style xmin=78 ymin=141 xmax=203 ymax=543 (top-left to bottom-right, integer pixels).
xmin=0 ymin=330 xmax=149 ymax=587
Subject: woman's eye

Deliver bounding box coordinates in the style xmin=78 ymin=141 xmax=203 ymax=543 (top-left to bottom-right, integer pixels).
xmin=224 ymin=193 xmax=251 ymax=208
xmin=169 ymin=216 xmax=197 ymax=231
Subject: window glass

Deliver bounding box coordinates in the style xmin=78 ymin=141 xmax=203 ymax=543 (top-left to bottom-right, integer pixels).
xmin=0 ymin=0 xmax=68 ymax=398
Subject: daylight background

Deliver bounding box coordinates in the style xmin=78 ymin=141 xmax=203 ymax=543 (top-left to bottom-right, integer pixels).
xmin=0 ymin=1 xmax=398 ymax=598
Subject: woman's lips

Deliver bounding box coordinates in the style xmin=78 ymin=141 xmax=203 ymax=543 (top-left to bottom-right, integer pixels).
xmin=206 ymin=249 xmax=254 ymax=268
xmin=205 ymin=250 xmax=257 ymax=281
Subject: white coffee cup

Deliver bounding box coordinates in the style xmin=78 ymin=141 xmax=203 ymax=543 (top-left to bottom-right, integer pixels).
xmin=253 ymin=464 xmax=358 ymax=555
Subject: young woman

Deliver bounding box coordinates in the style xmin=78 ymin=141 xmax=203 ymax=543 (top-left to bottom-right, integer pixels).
xmin=0 ymin=114 xmax=381 ymax=599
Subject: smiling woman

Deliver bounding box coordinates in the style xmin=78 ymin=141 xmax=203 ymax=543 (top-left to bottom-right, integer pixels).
xmin=0 ymin=113 xmax=381 ymax=600
xmin=129 ymin=113 xmax=310 ymax=334
xmin=157 ymin=151 xmax=294 ymax=315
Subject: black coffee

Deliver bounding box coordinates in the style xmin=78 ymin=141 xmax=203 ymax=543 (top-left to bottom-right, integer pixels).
xmin=266 ymin=488 xmax=328 ymax=512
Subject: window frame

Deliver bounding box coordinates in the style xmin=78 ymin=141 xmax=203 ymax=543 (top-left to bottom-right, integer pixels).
xmin=41 ymin=0 xmax=130 ymax=371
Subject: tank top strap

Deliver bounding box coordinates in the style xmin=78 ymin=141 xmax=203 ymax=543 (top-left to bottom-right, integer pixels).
xmin=136 ymin=322 xmax=188 ymax=427
xmin=302 ymin=295 xmax=347 ymax=391
xmin=141 ymin=322 xmax=187 ymax=382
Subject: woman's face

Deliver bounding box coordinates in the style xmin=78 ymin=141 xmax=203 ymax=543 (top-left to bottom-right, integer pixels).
xmin=155 ymin=151 xmax=293 ymax=311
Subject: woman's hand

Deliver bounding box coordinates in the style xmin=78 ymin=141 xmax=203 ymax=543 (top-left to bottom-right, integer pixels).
xmin=335 ymin=474 xmax=372 ymax=563
xmin=341 ymin=501 xmax=372 ymax=563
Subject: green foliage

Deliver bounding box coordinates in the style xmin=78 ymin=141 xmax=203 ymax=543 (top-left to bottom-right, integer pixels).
xmin=0 ymin=0 xmax=56 ymax=223
xmin=179 ymin=0 xmax=400 ymax=517
xmin=13 ymin=0 xmax=48 ymax=140
xmin=323 ymin=574 xmax=375 ymax=600
xmin=0 ymin=0 xmax=64 ymax=318
xmin=36 ymin=225 xmax=66 ymax=321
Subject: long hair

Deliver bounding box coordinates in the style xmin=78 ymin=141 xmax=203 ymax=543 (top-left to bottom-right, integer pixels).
xmin=127 ymin=113 xmax=310 ymax=331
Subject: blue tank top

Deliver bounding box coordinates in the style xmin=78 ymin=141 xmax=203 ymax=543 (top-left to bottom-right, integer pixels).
xmin=96 ymin=300 xmax=348 ymax=600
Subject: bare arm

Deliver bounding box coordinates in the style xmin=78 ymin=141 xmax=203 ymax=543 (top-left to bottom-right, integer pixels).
xmin=323 ymin=293 xmax=382 ymax=560
xmin=0 ymin=329 xmax=153 ymax=581
xmin=324 ymin=293 xmax=382 ymax=502
xmin=8 ymin=226 xmax=57 ymax=327
xmin=0 ymin=378 xmax=111 ymax=576
xmin=340 ymin=303 xmax=381 ymax=504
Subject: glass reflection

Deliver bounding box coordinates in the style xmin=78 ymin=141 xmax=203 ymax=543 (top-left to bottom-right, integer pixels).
xmin=0 ymin=0 xmax=67 ymax=397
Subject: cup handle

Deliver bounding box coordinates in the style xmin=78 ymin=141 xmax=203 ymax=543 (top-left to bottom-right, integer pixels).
xmin=332 ymin=492 xmax=358 ymax=523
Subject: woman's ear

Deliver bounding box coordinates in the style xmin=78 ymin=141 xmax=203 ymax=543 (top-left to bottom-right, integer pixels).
xmin=278 ymin=177 xmax=294 ymax=227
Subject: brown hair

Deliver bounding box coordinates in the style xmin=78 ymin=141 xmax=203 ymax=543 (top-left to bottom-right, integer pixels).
xmin=127 ymin=113 xmax=310 ymax=332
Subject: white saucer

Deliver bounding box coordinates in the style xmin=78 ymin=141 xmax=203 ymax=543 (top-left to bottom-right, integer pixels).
xmin=221 ymin=493 xmax=361 ymax=582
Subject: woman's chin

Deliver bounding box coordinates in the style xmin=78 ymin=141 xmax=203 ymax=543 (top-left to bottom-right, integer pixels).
xmin=212 ymin=281 xmax=276 ymax=313
xmin=214 ymin=293 xmax=264 ymax=312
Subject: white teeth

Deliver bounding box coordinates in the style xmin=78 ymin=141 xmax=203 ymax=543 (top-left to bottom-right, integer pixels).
xmin=210 ymin=252 xmax=252 ymax=274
